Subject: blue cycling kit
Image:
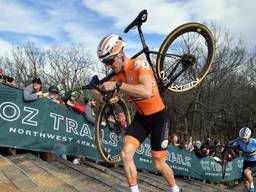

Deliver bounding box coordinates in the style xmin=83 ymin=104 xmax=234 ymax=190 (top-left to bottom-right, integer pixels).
xmin=233 ymin=138 xmax=256 ymax=161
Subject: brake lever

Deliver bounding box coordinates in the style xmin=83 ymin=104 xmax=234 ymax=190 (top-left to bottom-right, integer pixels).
xmin=103 ymin=89 xmax=117 ymax=102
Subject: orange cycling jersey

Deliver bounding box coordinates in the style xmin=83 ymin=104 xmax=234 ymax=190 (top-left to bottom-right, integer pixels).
xmin=113 ymin=57 xmax=165 ymax=115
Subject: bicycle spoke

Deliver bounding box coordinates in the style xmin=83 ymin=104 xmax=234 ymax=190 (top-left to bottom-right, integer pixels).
xmin=164 ymin=31 xmax=209 ymax=86
xmin=157 ymin=23 xmax=215 ymax=93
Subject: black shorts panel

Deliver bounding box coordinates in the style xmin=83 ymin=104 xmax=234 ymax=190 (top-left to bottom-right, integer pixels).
xmin=125 ymin=112 xmax=150 ymax=145
xmin=125 ymin=109 xmax=170 ymax=151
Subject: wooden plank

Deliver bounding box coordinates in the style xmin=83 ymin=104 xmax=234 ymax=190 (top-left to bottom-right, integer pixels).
xmin=56 ymin=158 xmax=125 ymax=192
xmin=0 ymin=171 xmax=20 ymax=192
xmin=9 ymin=154 xmax=113 ymax=192
xmin=0 ymin=155 xmax=44 ymax=192
xmin=8 ymin=157 xmax=80 ymax=192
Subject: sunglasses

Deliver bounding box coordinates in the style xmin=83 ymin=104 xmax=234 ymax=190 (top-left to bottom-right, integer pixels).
xmin=242 ymin=138 xmax=249 ymax=141
xmin=102 ymin=57 xmax=116 ymax=66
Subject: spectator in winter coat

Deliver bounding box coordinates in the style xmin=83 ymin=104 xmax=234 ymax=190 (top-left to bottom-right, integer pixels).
xmin=23 ymin=78 xmax=43 ymax=101
xmin=67 ymin=92 xmax=96 ymax=124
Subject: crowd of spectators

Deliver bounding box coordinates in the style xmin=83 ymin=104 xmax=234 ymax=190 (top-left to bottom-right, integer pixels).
xmin=20 ymin=75 xmax=97 ymax=126
xmin=168 ymin=133 xmax=238 ymax=163
xmin=0 ymin=69 xmax=98 ymax=164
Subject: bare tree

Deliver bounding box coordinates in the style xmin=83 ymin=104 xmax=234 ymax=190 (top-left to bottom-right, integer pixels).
xmin=3 ymin=42 xmax=45 ymax=87
xmin=165 ymin=22 xmax=249 ymax=141
xmin=44 ymin=45 xmax=97 ymax=91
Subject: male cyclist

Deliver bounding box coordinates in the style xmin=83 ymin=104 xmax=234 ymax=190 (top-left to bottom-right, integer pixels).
xmin=94 ymin=34 xmax=181 ymax=192
xmin=233 ymin=127 xmax=256 ymax=192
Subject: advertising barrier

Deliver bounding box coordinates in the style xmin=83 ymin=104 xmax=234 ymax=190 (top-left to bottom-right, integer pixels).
xmin=0 ymin=84 xmax=243 ymax=182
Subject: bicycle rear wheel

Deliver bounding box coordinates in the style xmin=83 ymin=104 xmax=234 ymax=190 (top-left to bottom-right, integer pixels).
xmin=95 ymin=98 xmax=131 ymax=164
xmin=156 ymin=22 xmax=215 ymax=93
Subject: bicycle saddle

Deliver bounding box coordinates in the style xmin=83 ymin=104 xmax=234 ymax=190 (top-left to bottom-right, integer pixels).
xmin=124 ymin=9 xmax=147 ymax=33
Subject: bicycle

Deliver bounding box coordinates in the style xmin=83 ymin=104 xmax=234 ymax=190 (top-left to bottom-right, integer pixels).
xmin=83 ymin=9 xmax=216 ymax=164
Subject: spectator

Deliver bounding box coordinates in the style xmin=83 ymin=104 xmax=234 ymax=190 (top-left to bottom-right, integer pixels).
xmin=50 ymin=85 xmax=67 ymax=161
xmin=83 ymin=94 xmax=96 ymax=124
xmin=104 ymin=110 xmax=127 ymax=135
xmin=0 ymin=68 xmax=6 ymax=83
xmin=212 ymin=143 xmax=236 ymax=162
xmin=194 ymin=142 xmax=210 ymax=158
xmin=117 ymin=111 xmax=127 ymax=129
xmin=66 ymin=91 xmax=81 ymax=107
xmin=200 ymin=144 xmax=210 ymax=156
xmin=46 ymin=85 xmax=62 ymax=104
xmin=98 ymin=111 xmax=114 ymax=133
xmin=226 ymin=145 xmax=236 ymax=161
xmin=66 ymin=91 xmax=85 ymax=165
xmin=4 ymin=76 xmax=16 ymax=87
xmin=23 ymin=78 xmax=43 ymax=101
xmin=209 ymin=138 xmax=221 ymax=157
xmin=212 ymin=144 xmax=225 ymax=162
xmin=185 ymin=137 xmax=194 ymax=152
xmin=169 ymin=133 xmax=180 ymax=147
xmin=57 ymin=74 xmax=71 ymax=97
xmin=67 ymin=93 xmax=96 ymax=124
xmin=203 ymin=137 xmax=211 ymax=148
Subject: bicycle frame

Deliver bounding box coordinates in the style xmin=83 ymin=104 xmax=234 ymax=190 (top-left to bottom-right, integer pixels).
xmin=131 ymin=25 xmax=189 ymax=92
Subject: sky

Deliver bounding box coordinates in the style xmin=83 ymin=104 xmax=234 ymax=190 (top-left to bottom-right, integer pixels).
xmin=0 ymin=0 xmax=255 ymax=59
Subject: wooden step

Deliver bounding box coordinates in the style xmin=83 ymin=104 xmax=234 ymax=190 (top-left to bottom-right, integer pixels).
xmin=0 ymin=155 xmax=43 ymax=192
xmin=9 ymin=154 xmax=116 ymax=192
xmin=8 ymin=154 xmax=85 ymax=192
xmin=5 ymin=153 xmax=243 ymax=192
xmin=112 ymin=165 xmax=233 ymax=192
xmin=69 ymin=159 xmax=166 ymax=192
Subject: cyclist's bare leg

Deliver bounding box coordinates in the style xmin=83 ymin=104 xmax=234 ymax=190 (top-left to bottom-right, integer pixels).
xmin=152 ymin=152 xmax=180 ymax=192
xmin=244 ymin=168 xmax=254 ymax=190
xmin=120 ymin=136 xmax=140 ymax=191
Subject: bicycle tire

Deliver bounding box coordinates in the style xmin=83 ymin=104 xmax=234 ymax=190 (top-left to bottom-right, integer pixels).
xmin=156 ymin=22 xmax=215 ymax=93
xmin=95 ymin=98 xmax=131 ymax=164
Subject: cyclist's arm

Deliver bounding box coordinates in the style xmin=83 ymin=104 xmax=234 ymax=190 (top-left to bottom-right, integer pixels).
xmin=100 ymin=75 xmax=153 ymax=98
xmin=243 ymin=151 xmax=256 ymax=156
xmin=243 ymin=138 xmax=256 ymax=156
xmin=118 ymin=75 xmax=153 ymax=98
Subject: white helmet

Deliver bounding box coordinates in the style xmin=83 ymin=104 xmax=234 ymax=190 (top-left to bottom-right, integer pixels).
xmin=97 ymin=34 xmax=125 ymax=63
xmin=239 ymin=127 xmax=251 ymax=138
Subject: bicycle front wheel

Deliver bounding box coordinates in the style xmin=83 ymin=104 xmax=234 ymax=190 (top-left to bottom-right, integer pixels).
xmin=95 ymin=98 xmax=131 ymax=164
xmin=156 ymin=22 xmax=215 ymax=93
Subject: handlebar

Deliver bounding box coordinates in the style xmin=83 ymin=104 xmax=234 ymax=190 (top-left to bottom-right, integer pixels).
xmin=82 ymin=71 xmax=117 ymax=102
xmin=82 ymin=71 xmax=115 ymax=90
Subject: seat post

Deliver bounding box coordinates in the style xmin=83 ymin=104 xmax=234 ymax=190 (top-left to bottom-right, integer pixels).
xmin=137 ymin=25 xmax=147 ymax=50
xmin=137 ymin=26 xmax=151 ymax=62
xmin=137 ymin=26 xmax=157 ymax=81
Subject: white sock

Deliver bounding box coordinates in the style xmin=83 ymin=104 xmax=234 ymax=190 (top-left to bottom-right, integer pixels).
xmin=251 ymin=182 xmax=254 ymax=188
xmin=129 ymin=185 xmax=139 ymax=192
xmin=169 ymin=184 xmax=180 ymax=192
